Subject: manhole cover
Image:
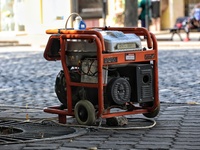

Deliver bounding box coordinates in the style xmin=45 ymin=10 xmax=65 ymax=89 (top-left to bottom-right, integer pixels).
xmin=0 ymin=119 xmax=87 ymax=145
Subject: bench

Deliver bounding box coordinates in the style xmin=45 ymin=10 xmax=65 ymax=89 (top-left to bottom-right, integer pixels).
xmin=170 ymin=17 xmax=200 ymax=41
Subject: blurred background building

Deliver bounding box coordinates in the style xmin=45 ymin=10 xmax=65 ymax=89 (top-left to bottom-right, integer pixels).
xmin=0 ymin=0 xmax=200 ymax=33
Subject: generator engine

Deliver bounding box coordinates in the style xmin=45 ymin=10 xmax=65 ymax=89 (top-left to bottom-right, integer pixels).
xmin=55 ymin=31 xmax=154 ymax=109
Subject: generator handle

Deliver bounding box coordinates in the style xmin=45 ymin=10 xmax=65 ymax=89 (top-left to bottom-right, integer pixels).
xmin=46 ymin=29 xmax=106 ymax=51
xmin=150 ymin=32 xmax=160 ymax=110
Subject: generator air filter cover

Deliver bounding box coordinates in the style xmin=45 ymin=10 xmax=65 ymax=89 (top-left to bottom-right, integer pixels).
xmin=81 ymin=59 xmax=108 ymax=84
xmin=100 ymin=31 xmax=142 ymax=52
xmin=134 ymin=64 xmax=154 ymax=103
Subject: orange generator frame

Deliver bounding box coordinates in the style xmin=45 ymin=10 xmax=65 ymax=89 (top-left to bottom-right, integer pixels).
xmin=43 ymin=27 xmax=160 ymax=125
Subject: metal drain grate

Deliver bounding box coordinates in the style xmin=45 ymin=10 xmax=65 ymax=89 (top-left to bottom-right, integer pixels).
xmin=0 ymin=119 xmax=87 ymax=145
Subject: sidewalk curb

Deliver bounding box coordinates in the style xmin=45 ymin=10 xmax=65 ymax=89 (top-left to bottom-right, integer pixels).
xmin=0 ymin=32 xmax=199 ymax=49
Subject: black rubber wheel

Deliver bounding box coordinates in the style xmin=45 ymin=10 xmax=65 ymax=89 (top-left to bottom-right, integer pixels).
xmin=143 ymin=104 xmax=160 ymax=118
xmin=55 ymin=70 xmax=80 ymax=108
xmin=55 ymin=70 xmax=67 ymax=106
xmin=74 ymin=100 xmax=96 ymax=125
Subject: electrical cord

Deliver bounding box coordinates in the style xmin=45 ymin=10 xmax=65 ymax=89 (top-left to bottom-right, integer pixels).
xmin=0 ymin=105 xmax=156 ymax=130
xmin=0 ymin=116 xmax=156 ymax=130
xmin=65 ymin=12 xmax=80 ymax=29
xmin=45 ymin=117 xmax=157 ymax=130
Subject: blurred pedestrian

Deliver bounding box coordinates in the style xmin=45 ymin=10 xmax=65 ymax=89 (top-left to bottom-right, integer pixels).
xmin=151 ymin=0 xmax=160 ymax=31
xmin=184 ymin=2 xmax=200 ymax=41
xmin=138 ymin=0 xmax=151 ymax=29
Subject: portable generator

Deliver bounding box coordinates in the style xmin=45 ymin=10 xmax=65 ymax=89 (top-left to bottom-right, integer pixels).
xmin=43 ymin=14 xmax=159 ymax=126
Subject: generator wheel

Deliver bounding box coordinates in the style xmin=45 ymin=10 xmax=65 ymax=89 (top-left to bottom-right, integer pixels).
xmin=143 ymin=104 xmax=160 ymax=118
xmin=55 ymin=70 xmax=67 ymax=107
xmin=74 ymin=100 xmax=96 ymax=125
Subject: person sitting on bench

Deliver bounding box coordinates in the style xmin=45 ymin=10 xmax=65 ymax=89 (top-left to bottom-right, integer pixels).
xmin=184 ymin=3 xmax=200 ymax=41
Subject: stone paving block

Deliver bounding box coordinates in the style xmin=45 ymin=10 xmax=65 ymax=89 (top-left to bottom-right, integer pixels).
xmin=139 ymin=140 xmax=172 ymax=145
xmin=62 ymin=141 xmax=99 ymax=149
xmin=180 ymin=122 xmax=200 ymax=127
xmin=110 ymin=132 xmax=145 ymax=138
xmin=107 ymin=137 xmax=141 ymax=142
xmin=98 ymin=143 xmax=133 ymax=149
xmin=103 ymin=140 xmax=138 ymax=145
xmin=163 ymin=106 xmax=188 ymax=111
xmin=155 ymin=121 xmax=180 ymax=127
xmin=187 ymin=111 xmax=200 ymax=114
xmin=153 ymin=126 xmax=179 ymax=130
xmin=0 ymin=144 xmax=26 ymax=150
xmin=183 ymin=118 xmax=200 ymax=123
xmin=174 ymin=137 xmax=200 ymax=142
xmin=176 ymin=133 xmax=200 ymax=138
xmin=22 ymin=146 xmax=58 ymax=150
xmin=135 ymin=142 xmax=171 ymax=149
xmin=83 ymin=130 xmax=113 ymax=136
xmin=161 ymin=109 xmax=187 ymax=113
xmin=73 ymin=137 xmax=108 ymax=142
xmin=179 ymin=126 xmax=200 ymax=131
xmin=58 ymin=147 xmax=86 ymax=150
xmin=0 ymin=112 xmax=12 ymax=118
xmin=8 ymin=113 xmax=30 ymax=119
xmin=111 ymin=129 xmax=147 ymax=135
xmin=33 ymin=113 xmax=58 ymax=119
xmin=177 ymin=131 xmax=200 ymax=135
xmin=172 ymin=145 xmax=200 ymax=150
xmin=113 ymin=130 xmax=148 ymax=135
xmin=145 ymin=129 xmax=177 ymax=136
xmin=139 ymin=137 xmax=173 ymax=142
xmin=26 ymin=143 xmax=61 ymax=148
xmin=186 ymin=106 xmax=200 ymax=109
xmin=72 ymin=139 xmax=105 ymax=144
xmin=144 ymin=134 xmax=175 ymax=138
xmin=156 ymin=116 xmax=184 ymax=121
xmin=173 ymin=141 xmax=200 ymax=146
xmin=159 ymin=113 xmax=185 ymax=117
xmin=164 ymin=149 xmax=182 ymax=150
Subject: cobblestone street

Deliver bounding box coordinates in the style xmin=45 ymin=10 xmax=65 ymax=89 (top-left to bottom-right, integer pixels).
xmin=159 ymin=49 xmax=200 ymax=104
xmin=0 ymin=48 xmax=200 ymax=108
xmin=1 ymin=47 xmax=200 ymax=149
xmin=0 ymin=49 xmax=61 ymax=108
